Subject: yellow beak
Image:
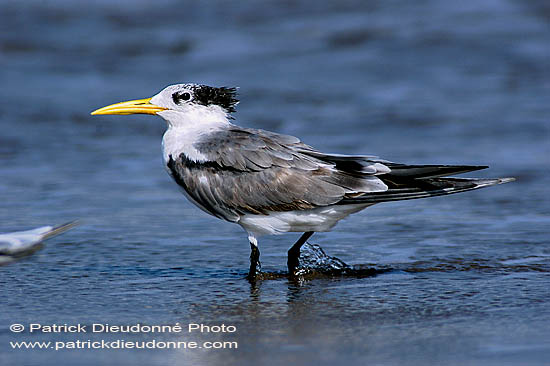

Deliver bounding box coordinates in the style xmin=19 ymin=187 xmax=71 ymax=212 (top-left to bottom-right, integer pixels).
xmin=90 ymin=98 xmax=167 ymax=115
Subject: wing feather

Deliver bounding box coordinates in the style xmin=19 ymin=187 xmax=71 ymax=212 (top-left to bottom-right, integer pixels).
xmin=167 ymin=126 xmax=508 ymax=221
xmin=166 ymin=127 xmax=388 ymax=221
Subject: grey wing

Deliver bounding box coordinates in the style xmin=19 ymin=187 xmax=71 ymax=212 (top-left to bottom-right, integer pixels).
xmin=167 ymin=127 xmax=389 ymax=222
xmin=184 ymin=126 xmax=513 ymax=217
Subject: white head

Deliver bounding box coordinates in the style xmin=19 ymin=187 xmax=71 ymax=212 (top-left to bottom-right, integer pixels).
xmin=91 ymin=83 xmax=239 ymax=128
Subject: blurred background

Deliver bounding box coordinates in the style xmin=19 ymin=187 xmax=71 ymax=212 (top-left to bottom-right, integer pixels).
xmin=1 ymin=0 xmax=549 ymax=365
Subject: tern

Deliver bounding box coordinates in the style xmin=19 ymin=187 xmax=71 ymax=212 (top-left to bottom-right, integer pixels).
xmin=92 ymin=83 xmax=514 ymax=280
xmin=0 ymin=222 xmax=78 ymax=264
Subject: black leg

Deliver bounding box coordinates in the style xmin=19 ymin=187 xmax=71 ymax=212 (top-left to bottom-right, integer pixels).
xmin=287 ymin=231 xmax=314 ymax=275
xmin=247 ymin=239 xmax=261 ymax=281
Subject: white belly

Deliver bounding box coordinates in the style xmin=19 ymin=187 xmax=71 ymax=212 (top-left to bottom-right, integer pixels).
xmin=238 ymin=203 xmax=373 ymax=236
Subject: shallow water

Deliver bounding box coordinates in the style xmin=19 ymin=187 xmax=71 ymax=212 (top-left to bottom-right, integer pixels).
xmin=1 ymin=0 xmax=549 ymax=365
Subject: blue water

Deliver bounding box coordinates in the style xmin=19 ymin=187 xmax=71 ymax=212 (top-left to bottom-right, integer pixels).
xmin=1 ymin=0 xmax=549 ymax=365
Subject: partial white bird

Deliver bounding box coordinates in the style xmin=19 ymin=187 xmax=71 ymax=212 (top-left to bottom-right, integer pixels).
xmin=92 ymin=83 xmax=514 ymax=280
xmin=0 ymin=222 xmax=78 ymax=264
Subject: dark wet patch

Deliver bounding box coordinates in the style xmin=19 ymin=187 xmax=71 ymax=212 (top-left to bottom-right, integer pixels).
xmin=249 ymin=243 xmax=391 ymax=282
xmin=247 ymin=244 xmax=550 ymax=283
xmin=292 ymin=243 xmax=390 ymax=278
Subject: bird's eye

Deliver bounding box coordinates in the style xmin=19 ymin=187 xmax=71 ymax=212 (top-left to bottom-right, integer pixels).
xmin=172 ymin=92 xmax=192 ymax=104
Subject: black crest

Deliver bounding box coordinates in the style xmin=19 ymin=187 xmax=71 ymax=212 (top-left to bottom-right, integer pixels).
xmin=193 ymin=85 xmax=239 ymax=113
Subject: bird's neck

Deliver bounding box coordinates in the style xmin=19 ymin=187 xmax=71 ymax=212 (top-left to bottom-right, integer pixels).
xmin=157 ymin=104 xmax=231 ymax=129
xmin=160 ymin=108 xmax=232 ymax=164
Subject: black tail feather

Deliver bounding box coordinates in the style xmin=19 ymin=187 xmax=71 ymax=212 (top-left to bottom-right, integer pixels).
xmin=342 ymin=177 xmax=514 ymax=204
xmin=383 ymin=164 xmax=488 ymax=178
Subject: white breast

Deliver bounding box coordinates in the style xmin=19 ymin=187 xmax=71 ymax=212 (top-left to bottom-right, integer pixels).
xmin=158 ymin=107 xmax=231 ymax=164
xmin=162 ymin=126 xmax=209 ymax=163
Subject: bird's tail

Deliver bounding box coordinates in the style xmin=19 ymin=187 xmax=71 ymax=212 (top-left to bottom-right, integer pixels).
xmin=42 ymin=221 xmax=80 ymax=240
xmin=342 ymin=177 xmax=515 ymax=204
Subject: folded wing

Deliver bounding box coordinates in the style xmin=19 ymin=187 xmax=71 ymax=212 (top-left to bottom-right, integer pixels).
xmin=166 ymin=126 xmax=513 ymax=221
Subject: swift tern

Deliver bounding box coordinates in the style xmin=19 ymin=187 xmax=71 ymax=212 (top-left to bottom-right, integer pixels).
xmin=92 ymin=83 xmax=514 ymax=280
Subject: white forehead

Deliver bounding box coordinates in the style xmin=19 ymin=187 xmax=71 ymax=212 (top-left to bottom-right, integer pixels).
xmin=150 ymin=83 xmax=196 ymax=107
